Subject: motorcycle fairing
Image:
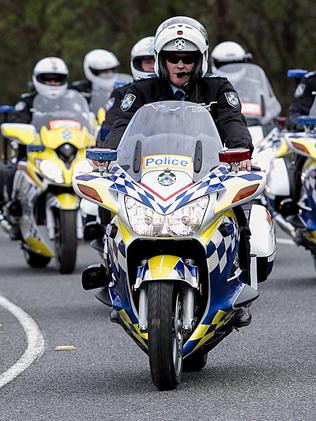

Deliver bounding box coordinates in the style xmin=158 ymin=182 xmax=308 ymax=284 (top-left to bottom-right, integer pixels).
xmin=300 ymin=160 xmax=316 ymax=233
xmin=40 ymin=126 xmax=95 ymax=150
xmin=286 ymin=133 xmax=316 ymax=159
xmin=74 ymin=164 xmax=265 ymax=216
xmin=105 ymin=209 xmax=244 ymax=356
xmin=183 ymin=214 xmax=241 ymax=355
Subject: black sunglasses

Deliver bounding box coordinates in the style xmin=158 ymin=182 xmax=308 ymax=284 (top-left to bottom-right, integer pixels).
xmin=165 ymin=54 xmax=197 ymax=64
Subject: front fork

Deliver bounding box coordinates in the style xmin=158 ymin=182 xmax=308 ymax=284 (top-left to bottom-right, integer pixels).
xmin=45 ymin=193 xmax=83 ymax=240
xmin=135 ymin=255 xmax=199 ymax=333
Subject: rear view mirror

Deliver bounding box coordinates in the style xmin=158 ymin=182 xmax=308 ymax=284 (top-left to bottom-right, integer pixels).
xmin=1 ymin=123 xmax=36 ymax=145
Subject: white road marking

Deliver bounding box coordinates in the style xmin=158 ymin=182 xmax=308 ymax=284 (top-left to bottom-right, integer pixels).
xmin=276 ymin=238 xmax=295 ymax=245
xmin=0 ymin=294 xmax=45 ymax=389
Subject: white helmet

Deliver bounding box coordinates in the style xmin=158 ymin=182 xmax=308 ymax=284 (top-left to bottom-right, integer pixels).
xmin=83 ymin=49 xmax=120 ymax=89
xmin=211 ymin=41 xmax=252 ymax=72
xmin=32 ymin=57 xmax=68 ymax=98
xmin=154 ymin=16 xmax=209 ymax=80
xmin=130 ymin=36 xmax=155 ymax=79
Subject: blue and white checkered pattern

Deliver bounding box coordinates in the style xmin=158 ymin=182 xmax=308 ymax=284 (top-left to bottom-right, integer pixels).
xmin=106 ymin=165 xmax=232 ymax=214
xmin=76 ymin=165 xmax=263 ymax=214
xmin=206 ymin=218 xmax=239 ymax=278
xmin=303 ymin=169 xmax=316 ymax=204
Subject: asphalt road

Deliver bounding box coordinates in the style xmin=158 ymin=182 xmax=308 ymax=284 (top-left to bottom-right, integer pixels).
xmin=0 ymin=229 xmax=315 ymax=421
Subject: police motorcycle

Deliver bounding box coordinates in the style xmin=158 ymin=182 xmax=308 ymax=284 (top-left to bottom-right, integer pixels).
xmin=73 ymin=101 xmax=276 ymax=390
xmin=1 ymin=90 xmax=96 ymax=273
xmin=216 ymin=63 xmax=281 ymax=171
xmin=265 ymin=68 xmax=316 ymax=265
xmin=0 ymin=105 xmax=16 ymax=232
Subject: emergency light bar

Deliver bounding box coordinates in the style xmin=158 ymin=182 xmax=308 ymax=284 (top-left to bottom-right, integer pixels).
xmin=296 ymin=116 xmax=316 ymax=126
xmin=0 ymin=105 xmax=15 ymax=113
xmin=219 ymin=148 xmax=251 ymax=163
xmin=287 ymin=69 xmax=308 ymax=79
xmin=86 ymin=148 xmax=117 ymax=162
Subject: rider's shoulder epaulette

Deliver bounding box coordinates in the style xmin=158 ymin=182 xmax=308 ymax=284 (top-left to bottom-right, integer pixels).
xmin=304 ymin=71 xmax=316 ymax=79
xmin=134 ymin=74 xmax=158 ymax=82
xmin=21 ymin=91 xmax=36 ymax=100
xmin=204 ymin=73 xmax=227 ymax=79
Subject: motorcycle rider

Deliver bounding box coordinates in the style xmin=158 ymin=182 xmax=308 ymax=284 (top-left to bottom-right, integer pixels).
xmin=3 ymin=57 xmax=69 ymax=239
xmin=283 ymin=71 xmax=316 ymax=226
xmin=98 ymin=17 xmax=254 ymax=327
xmin=286 ymin=71 xmax=316 ymax=129
xmin=72 ymin=49 xmax=121 ymax=101
xmin=211 ymin=41 xmax=253 ymax=73
xmin=97 ymin=36 xmax=155 ymax=144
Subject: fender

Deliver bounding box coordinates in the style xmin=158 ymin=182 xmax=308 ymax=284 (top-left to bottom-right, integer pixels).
xmin=47 ymin=193 xmax=79 ymax=210
xmin=134 ymin=255 xmax=198 ymax=289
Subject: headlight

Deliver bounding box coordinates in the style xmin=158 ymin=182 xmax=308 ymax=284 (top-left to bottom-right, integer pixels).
xmin=35 ymin=159 xmax=64 ymax=184
xmin=125 ymin=196 xmax=209 ymax=236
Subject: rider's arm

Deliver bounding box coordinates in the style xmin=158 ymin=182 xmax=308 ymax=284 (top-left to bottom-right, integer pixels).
xmin=213 ymin=78 xmax=253 ymax=153
xmin=8 ymin=94 xmax=34 ymax=124
xmin=96 ymin=86 xmax=129 ymax=148
xmin=103 ymin=82 xmax=145 ymax=149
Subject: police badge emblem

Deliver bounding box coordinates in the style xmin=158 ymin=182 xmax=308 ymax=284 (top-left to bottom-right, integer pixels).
xmin=120 ymin=94 xmax=136 ymax=111
xmin=174 ymin=39 xmax=186 ymax=50
xmin=61 ymin=129 xmax=73 ymax=140
xmin=224 ymin=92 xmax=240 ymax=108
xmin=158 ymin=171 xmax=176 ymax=186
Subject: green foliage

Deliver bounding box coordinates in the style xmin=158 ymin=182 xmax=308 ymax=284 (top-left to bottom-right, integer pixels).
xmin=1 ymin=0 xmax=316 ymax=110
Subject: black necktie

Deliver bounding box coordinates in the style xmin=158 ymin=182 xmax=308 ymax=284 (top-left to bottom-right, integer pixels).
xmin=174 ymin=90 xmax=185 ymax=101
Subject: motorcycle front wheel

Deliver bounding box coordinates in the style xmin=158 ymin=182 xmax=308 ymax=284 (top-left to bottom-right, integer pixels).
xmin=55 ymin=209 xmax=77 ymax=274
xmin=148 ymin=281 xmax=183 ymax=391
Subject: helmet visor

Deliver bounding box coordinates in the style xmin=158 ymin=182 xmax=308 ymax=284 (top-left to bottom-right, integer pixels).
xmin=37 ymin=73 xmax=67 ymax=85
xmin=89 ymin=66 xmax=118 ymax=76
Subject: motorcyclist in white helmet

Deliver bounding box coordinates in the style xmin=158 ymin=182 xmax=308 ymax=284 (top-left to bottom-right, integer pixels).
xmin=4 ymin=57 xmax=69 ymax=239
xmin=130 ymin=36 xmax=155 ymax=79
xmin=211 ymin=41 xmax=252 ymax=73
xmin=97 ymin=36 xmax=155 ymax=145
xmin=72 ymin=49 xmax=129 ymax=98
xmin=97 ymin=18 xmax=253 ymax=328
xmin=9 ymin=57 xmax=69 ymax=124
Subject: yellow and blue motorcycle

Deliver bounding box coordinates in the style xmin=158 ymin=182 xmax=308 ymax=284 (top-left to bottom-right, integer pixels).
xmin=73 ymin=101 xmax=276 ymax=390
xmin=1 ymin=90 xmax=95 ymax=273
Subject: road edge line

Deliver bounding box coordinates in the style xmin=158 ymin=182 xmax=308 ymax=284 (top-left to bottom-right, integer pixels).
xmin=0 ymin=294 xmax=45 ymax=388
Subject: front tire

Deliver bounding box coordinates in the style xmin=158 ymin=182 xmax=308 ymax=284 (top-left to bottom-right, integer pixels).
xmin=147 ymin=281 xmax=183 ymax=390
xmin=55 ymin=210 xmax=77 ymax=274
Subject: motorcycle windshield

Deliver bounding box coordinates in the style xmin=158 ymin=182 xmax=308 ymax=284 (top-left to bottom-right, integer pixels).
xmin=90 ymin=73 xmax=133 ymax=115
xmin=216 ymin=63 xmax=281 ymax=126
xmin=309 ymin=97 xmax=316 ymax=117
xmin=116 ymin=101 xmax=223 ymax=182
xmin=31 ymin=90 xmax=93 ymax=133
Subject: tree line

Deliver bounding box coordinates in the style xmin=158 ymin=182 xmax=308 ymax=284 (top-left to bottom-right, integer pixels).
xmin=1 ymin=0 xmax=315 ymax=112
